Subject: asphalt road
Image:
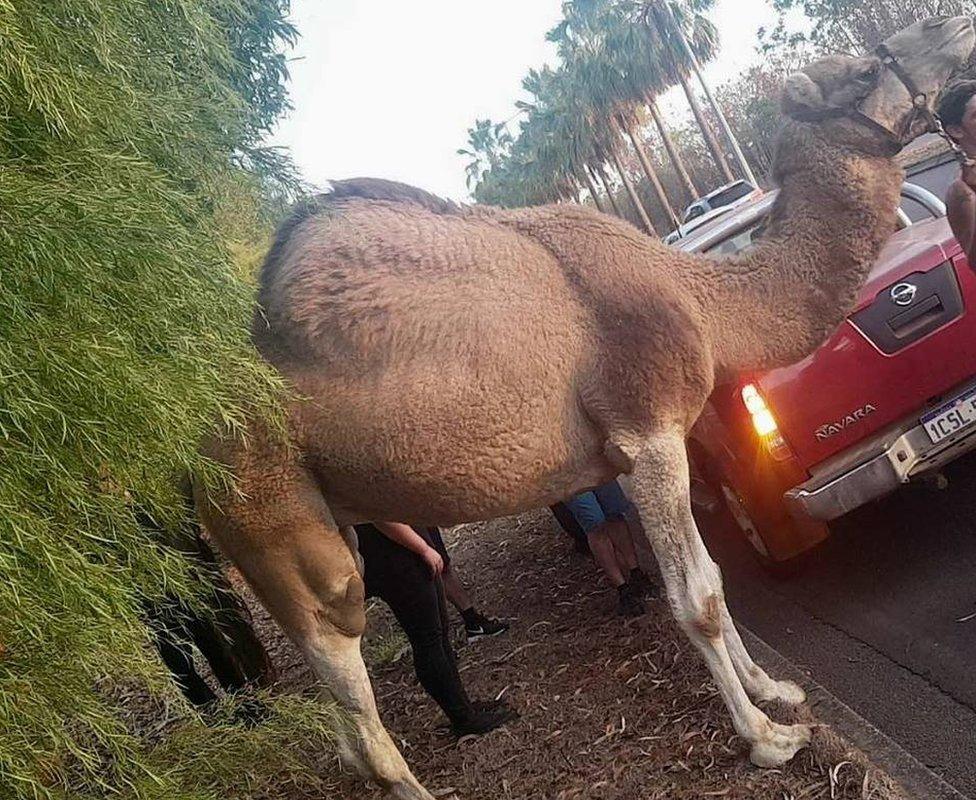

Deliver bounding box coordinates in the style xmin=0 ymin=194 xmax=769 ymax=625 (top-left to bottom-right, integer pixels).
xmin=699 ymin=153 xmax=976 ymax=797
xmin=701 ymin=452 xmax=976 ymax=797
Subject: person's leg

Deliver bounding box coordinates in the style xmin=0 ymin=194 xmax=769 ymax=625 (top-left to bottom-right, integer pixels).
xmin=594 ymin=480 xmax=658 ymax=597
xmin=604 ymin=518 xmax=639 ymax=573
xmin=358 ymin=525 xmax=514 ymax=733
xmin=424 ymin=527 xmax=508 ymax=640
xmin=562 ymin=490 xmax=644 ymax=616
xmin=423 ymin=528 xmax=472 ymax=612
xmin=563 ymin=491 xmax=624 ymax=584
xmin=549 ymin=502 xmax=591 ymax=554
xmin=150 ymin=601 xmax=218 ymax=707
xmin=362 ymin=527 xmax=473 ymax=723
xmin=586 ymin=523 xmax=626 ymax=586
xmin=157 ymin=634 xmax=218 ymax=706
xmin=182 ymin=537 xmax=275 ymax=694
xmin=188 ymin=584 xmax=275 ymax=694
xmin=440 ymin=565 xmax=473 ymax=611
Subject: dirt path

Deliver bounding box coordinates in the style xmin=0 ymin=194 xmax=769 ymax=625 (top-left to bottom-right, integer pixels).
xmin=244 ymin=510 xmax=906 ymax=800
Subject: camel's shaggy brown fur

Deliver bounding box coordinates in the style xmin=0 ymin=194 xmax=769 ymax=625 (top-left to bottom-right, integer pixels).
xmin=198 ymin=17 xmax=975 ymax=800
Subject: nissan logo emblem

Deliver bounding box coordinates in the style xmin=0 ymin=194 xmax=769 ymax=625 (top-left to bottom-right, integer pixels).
xmin=890 ymin=282 xmax=918 ymax=306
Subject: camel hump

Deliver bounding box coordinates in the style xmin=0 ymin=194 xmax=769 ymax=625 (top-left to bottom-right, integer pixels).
xmin=259 ymin=178 xmax=459 ymax=293
xmin=326 ymin=178 xmax=460 ymax=214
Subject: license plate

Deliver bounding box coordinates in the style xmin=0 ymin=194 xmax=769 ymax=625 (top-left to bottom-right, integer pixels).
xmin=922 ymin=387 xmax=976 ymax=444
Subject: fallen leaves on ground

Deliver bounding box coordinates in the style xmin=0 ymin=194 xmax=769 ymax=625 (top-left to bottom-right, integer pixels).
xmin=237 ymin=509 xmax=907 ymax=800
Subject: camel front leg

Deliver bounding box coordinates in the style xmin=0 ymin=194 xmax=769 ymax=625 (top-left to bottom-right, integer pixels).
xmin=624 ymin=431 xmax=811 ymax=767
xmin=720 ymin=606 xmax=806 ymax=705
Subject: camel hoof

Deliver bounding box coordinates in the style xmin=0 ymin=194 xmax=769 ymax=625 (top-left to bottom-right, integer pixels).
xmin=759 ymin=678 xmax=806 ymax=706
xmin=749 ymin=721 xmax=812 ymax=768
xmin=386 ymin=779 xmax=436 ymax=800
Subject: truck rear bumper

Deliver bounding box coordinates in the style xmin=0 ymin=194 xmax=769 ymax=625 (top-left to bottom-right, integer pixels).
xmin=784 ymin=410 xmax=976 ymax=522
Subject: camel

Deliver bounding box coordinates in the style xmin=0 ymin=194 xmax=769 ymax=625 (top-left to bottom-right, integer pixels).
xmin=197 ymin=16 xmax=975 ymax=800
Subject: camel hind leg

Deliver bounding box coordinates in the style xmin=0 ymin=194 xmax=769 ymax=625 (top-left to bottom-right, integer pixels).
xmin=623 ymin=430 xmax=811 ymax=767
xmin=198 ymin=448 xmax=433 ymax=800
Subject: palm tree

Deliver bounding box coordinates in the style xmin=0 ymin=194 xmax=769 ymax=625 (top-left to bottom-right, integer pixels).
xmin=582 ymin=162 xmax=612 ymax=213
xmin=648 ymin=0 xmax=758 ymax=186
xmin=467 ymin=0 xmax=753 ymax=218
xmin=549 ymin=5 xmax=666 ymax=231
xmin=637 ymin=0 xmax=736 ymax=184
xmin=593 ymin=163 xmax=624 ymax=216
xmin=458 ymin=118 xmax=514 ymax=191
xmin=580 ymin=160 xmax=609 ymax=212
xmin=605 ymin=141 xmax=657 ymax=234
xmin=474 ymin=65 xmax=603 ymax=209
xmin=553 ymin=0 xmax=709 ymax=229
xmin=596 ymin=10 xmax=685 ymax=225
xmin=520 ymin=60 xmax=658 ymax=231
xmin=617 ymin=108 xmax=677 ymax=228
xmin=647 ymin=95 xmax=699 ymax=202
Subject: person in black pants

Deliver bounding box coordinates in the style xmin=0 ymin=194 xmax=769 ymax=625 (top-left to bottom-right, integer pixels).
xmin=423 ymin=526 xmax=509 ymax=642
xmin=141 ymin=496 xmax=274 ymax=712
xmin=149 ymin=533 xmax=275 ymax=708
xmin=356 ymin=523 xmax=516 ymax=736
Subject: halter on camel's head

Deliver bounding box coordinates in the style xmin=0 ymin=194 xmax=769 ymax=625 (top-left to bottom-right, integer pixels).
xmin=782 ymin=16 xmax=976 ymax=164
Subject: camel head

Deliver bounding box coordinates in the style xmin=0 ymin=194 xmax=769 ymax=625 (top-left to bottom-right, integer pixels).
xmin=782 ymin=16 xmax=976 ymax=153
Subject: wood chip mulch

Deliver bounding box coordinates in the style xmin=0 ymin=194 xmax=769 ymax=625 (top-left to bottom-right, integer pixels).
xmin=237 ymin=509 xmax=907 ymax=800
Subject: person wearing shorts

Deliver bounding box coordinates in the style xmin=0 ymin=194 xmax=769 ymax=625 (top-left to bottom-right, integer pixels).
xmin=555 ymin=480 xmax=656 ymax=617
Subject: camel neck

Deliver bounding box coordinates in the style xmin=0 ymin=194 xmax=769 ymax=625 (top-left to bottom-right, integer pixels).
xmin=701 ymin=121 xmax=904 ymax=380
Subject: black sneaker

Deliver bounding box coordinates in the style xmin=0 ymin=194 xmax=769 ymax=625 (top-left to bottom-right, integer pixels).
xmin=451 ymin=699 xmax=518 ymax=737
xmin=465 ymin=613 xmax=510 ymax=642
xmin=629 ymin=568 xmax=659 ymax=599
xmin=617 ymin=582 xmax=645 ymax=618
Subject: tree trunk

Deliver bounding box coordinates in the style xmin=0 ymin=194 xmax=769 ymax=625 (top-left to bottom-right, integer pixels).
xmin=595 ymin=165 xmax=623 ymax=217
xmin=686 ymin=53 xmax=759 ymax=187
xmin=620 ymin=116 xmax=679 ymax=230
xmin=607 ymin=145 xmax=656 ymax=237
xmin=647 ymin=96 xmax=700 ymax=203
xmin=677 ymin=69 xmax=735 ymax=184
xmin=581 ymin=165 xmax=608 ymax=214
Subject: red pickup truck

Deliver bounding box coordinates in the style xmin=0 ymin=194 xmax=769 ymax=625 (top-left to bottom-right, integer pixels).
xmin=680 ymin=182 xmax=976 ymax=568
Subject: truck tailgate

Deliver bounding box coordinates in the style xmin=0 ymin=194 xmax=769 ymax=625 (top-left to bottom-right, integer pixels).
xmin=759 ymin=232 xmax=976 ymax=471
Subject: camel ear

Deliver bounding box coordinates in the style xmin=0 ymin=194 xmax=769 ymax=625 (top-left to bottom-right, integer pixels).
xmin=782 ymin=72 xmax=825 ymax=117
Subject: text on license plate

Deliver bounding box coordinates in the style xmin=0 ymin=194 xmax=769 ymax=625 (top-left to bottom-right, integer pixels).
xmin=922 ymin=388 xmax=976 ymax=444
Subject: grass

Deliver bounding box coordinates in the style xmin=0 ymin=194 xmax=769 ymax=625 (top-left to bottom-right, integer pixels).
xmin=0 ymin=2 xmax=344 ymax=798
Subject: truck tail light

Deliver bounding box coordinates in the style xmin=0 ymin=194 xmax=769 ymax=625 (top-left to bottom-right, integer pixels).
xmin=741 ymin=384 xmax=793 ymax=461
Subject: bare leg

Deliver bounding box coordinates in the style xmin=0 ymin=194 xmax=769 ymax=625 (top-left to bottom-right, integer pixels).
xmin=199 ymin=448 xmax=433 ymax=800
xmin=586 ymin=524 xmax=626 ymax=587
xmin=624 ymin=431 xmax=810 ymax=767
xmin=605 ymin=518 xmax=639 ymax=573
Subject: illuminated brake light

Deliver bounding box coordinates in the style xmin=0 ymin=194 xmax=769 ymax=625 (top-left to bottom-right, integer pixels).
xmin=741 ymin=384 xmax=766 ymax=415
xmin=741 ymin=384 xmax=793 ymax=460
xmin=752 ymin=408 xmax=779 ymax=437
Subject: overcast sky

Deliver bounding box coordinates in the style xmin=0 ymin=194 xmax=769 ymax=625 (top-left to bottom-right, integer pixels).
xmin=269 ymin=0 xmax=790 ymax=200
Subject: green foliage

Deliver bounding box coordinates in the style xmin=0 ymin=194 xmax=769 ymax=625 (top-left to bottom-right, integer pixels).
xmin=0 ymin=2 xmax=334 ymax=798
xmin=714 ymin=51 xmax=808 ymax=178
xmin=761 ymin=0 xmax=976 ymax=53
xmin=466 ymin=0 xmax=723 ymax=208
xmin=458 ymin=119 xmax=515 ymax=190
